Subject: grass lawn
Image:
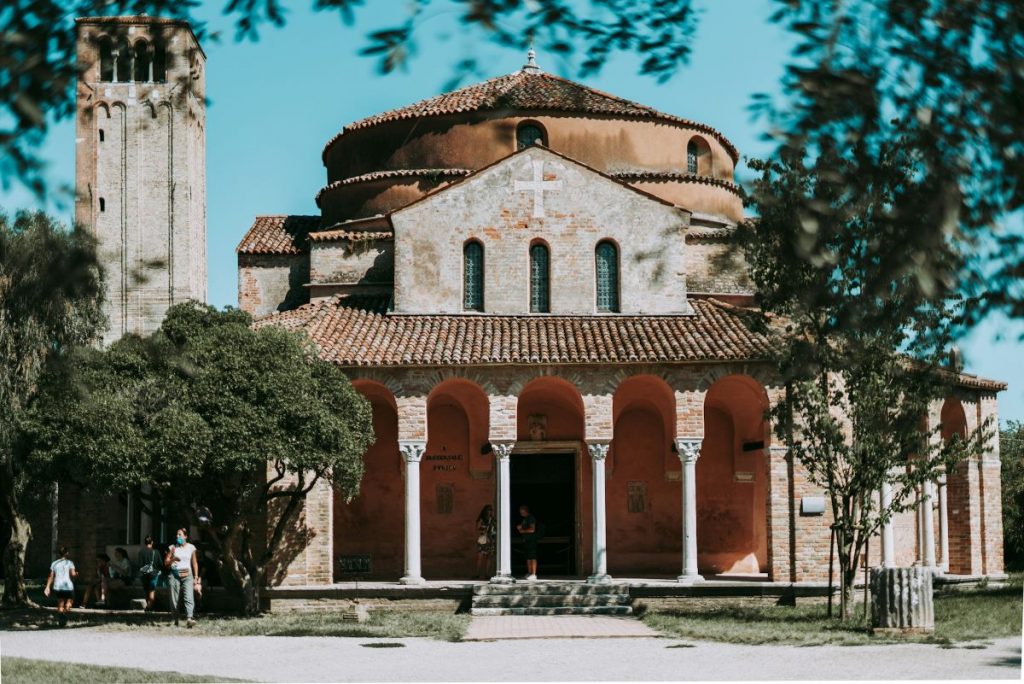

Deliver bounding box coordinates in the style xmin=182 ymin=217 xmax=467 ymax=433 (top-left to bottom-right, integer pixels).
xmin=0 ymin=657 xmax=243 ymax=683
xmin=95 ymin=609 xmax=471 ymax=642
xmin=643 ymin=575 xmax=1023 ymax=646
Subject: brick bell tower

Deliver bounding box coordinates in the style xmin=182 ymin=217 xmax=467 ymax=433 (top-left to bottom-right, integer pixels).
xmin=74 ymin=16 xmax=207 ymax=345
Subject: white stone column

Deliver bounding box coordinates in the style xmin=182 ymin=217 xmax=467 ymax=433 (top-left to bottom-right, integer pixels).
xmin=399 ymin=440 xmax=426 ymax=585
xmin=490 ymin=442 xmax=515 ymax=584
xmin=676 ymin=438 xmax=703 ymax=584
xmin=588 ymin=441 xmax=612 ymax=584
xmin=922 ymin=480 xmax=937 ymax=571
xmin=937 ymin=473 xmax=949 ymax=573
xmin=880 ymin=481 xmax=896 ymax=568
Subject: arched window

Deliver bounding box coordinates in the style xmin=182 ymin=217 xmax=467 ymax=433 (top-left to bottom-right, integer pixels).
xmin=686 ymin=135 xmax=711 ymax=176
xmin=595 ymin=241 xmax=619 ymax=313
xmin=517 ymin=122 xmax=547 ymax=150
xmin=529 ymin=242 xmax=550 ymax=313
xmin=115 ymin=43 xmax=132 ymax=83
xmin=463 ymin=241 xmax=484 ymax=311
xmin=152 ymin=45 xmax=167 ymax=82
xmin=134 ymin=41 xmax=151 ymax=82
xmin=99 ymin=37 xmax=114 ymax=82
xmin=686 ymin=140 xmax=698 ymax=174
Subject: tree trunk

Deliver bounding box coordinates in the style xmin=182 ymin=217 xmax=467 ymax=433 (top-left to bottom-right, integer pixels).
xmin=217 ymin=548 xmax=266 ymax=616
xmin=841 ymin=566 xmax=857 ymax=621
xmin=1 ymin=512 xmax=32 ymax=608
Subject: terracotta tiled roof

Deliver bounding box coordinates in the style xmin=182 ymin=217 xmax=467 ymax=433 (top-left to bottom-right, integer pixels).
xmin=236 ymin=215 xmax=320 ymax=255
xmin=255 ymin=296 xmax=771 ymax=367
xmin=309 ymin=229 xmax=394 ymax=243
xmin=315 ymin=168 xmax=472 ymax=205
xmin=610 ymin=171 xmax=741 ymax=196
xmin=324 ymin=70 xmax=739 ymax=162
xmin=686 ymin=226 xmax=735 ymax=241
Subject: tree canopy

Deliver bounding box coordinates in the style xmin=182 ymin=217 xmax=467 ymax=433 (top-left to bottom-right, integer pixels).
xmin=25 ymin=302 xmax=374 ymax=612
xmin=0 ymin=210 xmax=105 ymax=606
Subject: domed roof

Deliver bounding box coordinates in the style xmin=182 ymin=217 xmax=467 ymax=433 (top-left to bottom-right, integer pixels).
xmin=323 ymin=66 xmax=739 ymax=162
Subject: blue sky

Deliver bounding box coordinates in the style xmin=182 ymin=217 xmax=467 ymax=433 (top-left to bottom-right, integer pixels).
xmin=2 ymin=0 xmax=1021 ymax=422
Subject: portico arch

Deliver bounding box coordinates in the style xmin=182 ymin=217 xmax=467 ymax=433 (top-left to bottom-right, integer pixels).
xmin=941 ymin=397 xmax=972 ymax=574
xmin=697 ymin=374 xmax=769 ymax=575
xmin=423 ymin=379 xmax=491 ymax=578
xmin=334 ymin=380 xmax=402 ymax=580
xmin=607 ymin=375 xmax=680 ymax=576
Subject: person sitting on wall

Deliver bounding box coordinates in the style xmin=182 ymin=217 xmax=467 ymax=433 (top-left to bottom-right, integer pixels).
xmin=109 ymin=546 xmax=133 ymax=590
xmin=517 ymin=504 xmax=539 ymax=581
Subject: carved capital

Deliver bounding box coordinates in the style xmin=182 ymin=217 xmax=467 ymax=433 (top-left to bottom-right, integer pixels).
xmin=675 ymin=438 xmax=702 ymax=464
xmin=398 ymin=440 xmax=426 ymax=464
xmin=491 ymin=441 xmax=515 ymax=461
xmin=588 ymin=441 xmax=611 ymax=462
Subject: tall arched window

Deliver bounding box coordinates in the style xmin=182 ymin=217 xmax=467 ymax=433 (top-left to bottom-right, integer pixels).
xmin=463 ymin=241 xmax=484 ymax=311
xmin=686 ymin=140 xmax=698 ymax=174
xmin=529 ymin=242 xmax=550 ymax=313
xmin=595 ymin=241 xmax=620 ymax=313
xmin=153 ymin=45 xmax=167 ymax=82
xmin=134 ymin=41 xmax=151 ymax=82
xmin=517 ymin=122 xmax=547 ymax=150
xmin=687 ymin=136 xmax=711 ymax=176
xmin=115 ymin=43 xmax=132 ymax=82
xmin=99 ymin=37 xmax=114 ymax=82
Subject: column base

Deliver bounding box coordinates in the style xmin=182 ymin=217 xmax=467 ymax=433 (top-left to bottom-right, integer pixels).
xmin=587 ymin=573 xmax=613 ymax=585
xmin=399 ymin=575 xmax=426 ymax=585
xmin=677 ymin=573 xmax=704 ymax=585
xmin=489 ymin=573 xmax=515 ymax=585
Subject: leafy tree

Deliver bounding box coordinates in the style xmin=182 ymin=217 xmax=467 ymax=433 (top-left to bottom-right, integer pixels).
xmin=739 ymin=144 xmax=983 ymax=619
xmin=0 ymin=210 xmax=105 ymax=607
xmin=1001 ymin=421 xmax=1024 ymax=571
xmin=25 ymin=302 xmax=373 ymax=614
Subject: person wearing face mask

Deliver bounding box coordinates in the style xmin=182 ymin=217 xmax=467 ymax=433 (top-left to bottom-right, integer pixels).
xmin=164 ymin=528 xmax=199 ymax=628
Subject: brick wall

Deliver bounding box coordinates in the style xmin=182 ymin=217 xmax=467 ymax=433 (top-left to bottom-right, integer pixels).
xmin=238 ymin=253 xmax=310 ymax=318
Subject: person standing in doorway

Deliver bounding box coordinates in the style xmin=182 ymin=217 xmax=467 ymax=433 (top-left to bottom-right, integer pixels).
xmin=137 ymin=536 xmax=161 ymax=611
xmin=165 ymin=528 xmax=199 ymax=628
xmin=44 ymin=546 xmax=77 ymax=626
xmin=475 ymin=504 xmax=497 ymax=579
xmin=517 ymin=504 xmax=539 ymax=581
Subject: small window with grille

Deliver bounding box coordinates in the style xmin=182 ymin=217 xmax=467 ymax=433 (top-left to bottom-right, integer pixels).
xmin=529 ymin=242 xmax=550 ymax=313
xmin=595 ymin=241 xmax=620 ymax=313
xmin=463 ymin=241 xmax=484 ymax=311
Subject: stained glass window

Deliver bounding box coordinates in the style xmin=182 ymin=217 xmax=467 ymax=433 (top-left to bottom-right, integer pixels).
xmin=530 ymin=243 xmax=550 ymax=313
xmin=595 ymin=241 xmax=619 ymax=313
xmin=687 ymin=140 xmax=698 ymax=174
xmin=464 ymin=241 xmax=484 ymax=311
xmin=517 ymin=123 xmax=546 ymax=150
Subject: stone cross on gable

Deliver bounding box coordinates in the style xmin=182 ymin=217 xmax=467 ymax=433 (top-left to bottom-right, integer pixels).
xmin=514 ymin=160 xmax=563 ymax=218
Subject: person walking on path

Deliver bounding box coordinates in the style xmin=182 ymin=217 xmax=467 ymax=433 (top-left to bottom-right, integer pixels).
xmin=165 ymin=528 xmax=199 ymax=628
xmin=475 ymin=504 xmax=497 ymax=579
xmin=43 ymin=546 xmax=77 ymax=626
xmin=137 ymin=535 xmax=161 ymax=611
xmin=517 ymin=504 xmax=539 ymax=581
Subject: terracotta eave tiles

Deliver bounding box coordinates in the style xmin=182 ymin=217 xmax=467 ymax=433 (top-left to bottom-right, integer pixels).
xmin=236 ymin=215 xmax=321 ymax=256
xmin=254 ymin=296 xmax=772 ymax=367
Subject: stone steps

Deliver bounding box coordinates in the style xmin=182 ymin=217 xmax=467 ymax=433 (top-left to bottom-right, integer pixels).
xmin=471 ymin=582 xmax=633 ymax=616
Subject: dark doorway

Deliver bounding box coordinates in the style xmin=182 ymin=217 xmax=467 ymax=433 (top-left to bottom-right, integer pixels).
xmin=510 ymin=452 xmax=576 ymax=577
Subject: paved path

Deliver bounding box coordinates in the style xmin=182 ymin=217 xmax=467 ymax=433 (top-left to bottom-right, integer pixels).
xmin=464 ymin=615 xmax=658 ymax=640
xmin=0 ymin=629 xmax=1019 ymax=681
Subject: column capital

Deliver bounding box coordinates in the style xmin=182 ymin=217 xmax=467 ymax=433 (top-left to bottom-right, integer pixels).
xmin=491 ymin=440 xmax=515 ymax=461
xmin=588 ymin=441 xmax=611 ymax=462
xmin=398 ymin=440 xmax=426 ymax=463
xmin=675 ymin=437 xmax=702 ymax=464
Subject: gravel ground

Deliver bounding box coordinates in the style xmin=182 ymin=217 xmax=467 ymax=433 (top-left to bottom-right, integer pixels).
xmin=0 ymin=628 xmax=1020 ymax=682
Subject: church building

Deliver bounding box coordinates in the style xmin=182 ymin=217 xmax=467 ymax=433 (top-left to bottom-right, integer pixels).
xmin=238 ymin=51 xmax=1007 ymax=587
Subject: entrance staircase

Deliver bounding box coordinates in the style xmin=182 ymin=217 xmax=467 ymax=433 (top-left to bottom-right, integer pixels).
xmin=471 ymin=582 xmax=633 ymax=616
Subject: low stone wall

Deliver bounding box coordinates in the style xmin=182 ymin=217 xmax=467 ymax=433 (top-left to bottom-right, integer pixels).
xmin=268 ymin=597 xmax=465 ymax=614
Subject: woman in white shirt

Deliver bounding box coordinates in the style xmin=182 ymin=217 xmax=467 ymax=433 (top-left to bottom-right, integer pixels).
xmin=164 ymin=528 xmax=200 ymax=628
xmin=44 ymin=546 xmax=78 ymax=626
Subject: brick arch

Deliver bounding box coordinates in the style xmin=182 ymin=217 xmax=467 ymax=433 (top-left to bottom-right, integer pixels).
xmin=941 ymin=396 xmax=973 ymax=574
xmin=516 ymin=376 xmax=585 ymax=441
xmin=420 ymin=368 xmax=501 ymax=397
xmin=607 ymin=375 xmax=681 ymax=576
xmin=421 ymin=379 xmax=492 ymax=578
xmin=346 ymin=370 xmax=403 ymax=397
xmin=334 ymin=379 xmax=403 ymax=580
xmin=697 ymin=374 xmax=770 ymax=576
